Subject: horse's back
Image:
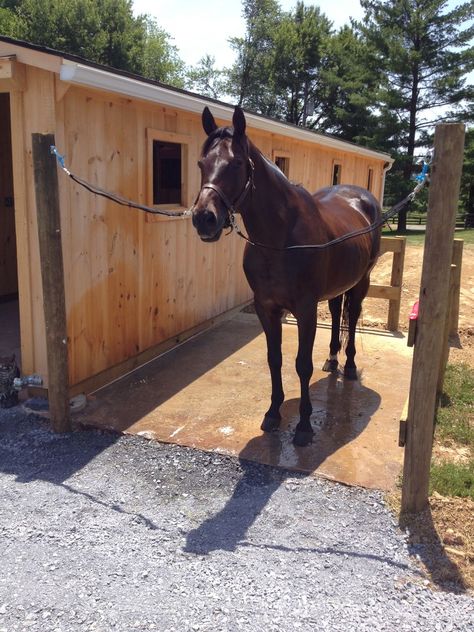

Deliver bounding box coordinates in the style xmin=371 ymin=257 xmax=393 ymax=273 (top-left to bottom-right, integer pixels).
xmin=313 ymin=184 xmax=381 ymax=224
xmin=312 ymin=184 xmax=381 ymax=259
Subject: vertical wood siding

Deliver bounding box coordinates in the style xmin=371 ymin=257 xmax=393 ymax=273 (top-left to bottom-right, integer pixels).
xmin=4 ymin=60 xmax=387 ymax=388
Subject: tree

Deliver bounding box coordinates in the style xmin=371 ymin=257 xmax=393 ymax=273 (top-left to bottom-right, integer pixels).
xmin=142 ymin=17 xmax=185 ymax=87
xmin=228 ymin=0 xmax=282 ymax=115
xmin=185 ymin=54 xmax=226 ymax=99
xmin=272 ymin=2 xmax=332 ymax=125
xmin=0 ymin=0 xmax=185 ymax=85
xmin=460 ymin=128 xmax=474 ymax=223
xmin=358 ymin=0 xmax=474 ymax=230
xmin=0 ymin=0 xmax=145 ymax=71
xmin=314 ymin=25 xmax=384 ymax=145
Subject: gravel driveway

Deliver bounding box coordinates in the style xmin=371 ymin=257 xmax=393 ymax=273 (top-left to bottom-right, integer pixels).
xmin=1 ymin=407 xmax=473 ymax=632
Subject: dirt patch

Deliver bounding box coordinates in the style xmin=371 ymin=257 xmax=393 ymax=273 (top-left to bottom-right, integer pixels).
xmin=388 ymin=491 xmax=474 ymax=592
xmin=361 ymin=241 xmax=474 ymax=367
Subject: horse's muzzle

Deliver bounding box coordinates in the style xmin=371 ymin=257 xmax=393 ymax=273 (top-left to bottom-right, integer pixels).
xmin=192 ymin=208 xmax=223 ymax=242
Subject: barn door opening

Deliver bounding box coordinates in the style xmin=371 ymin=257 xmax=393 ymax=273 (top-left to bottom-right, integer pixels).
xmin=0 ymin=93 xmax=20 ymax=369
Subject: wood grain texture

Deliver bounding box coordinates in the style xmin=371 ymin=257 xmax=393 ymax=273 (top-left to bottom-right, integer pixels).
xmin=32 ymin=133 xmax=70 ymax=432
xmin=2 ymin=56 xmax=389 ymax=390
xmin=401 ymin=123 xmax=465 ymax=514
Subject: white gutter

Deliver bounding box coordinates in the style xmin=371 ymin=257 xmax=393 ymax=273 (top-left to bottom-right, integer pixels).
xmin=381 ymin=160 xmax=394 ymax=208
xmin=60 ymin=61 xmax=393 ymax=164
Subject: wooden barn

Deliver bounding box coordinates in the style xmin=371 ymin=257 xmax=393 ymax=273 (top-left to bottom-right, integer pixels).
xmin=0 ymin=36 xmax=393 ymax=401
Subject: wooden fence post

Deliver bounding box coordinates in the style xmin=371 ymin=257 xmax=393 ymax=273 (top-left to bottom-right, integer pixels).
xmin=32 ymin=133 xmax=71 ymax=433
xmin=401 ymin=123 xmax=465 ymax=515
xmin=449 ymin=239 xmax=464 ymax=337
xmin=387 ymin=237 xmax=406 ymax=331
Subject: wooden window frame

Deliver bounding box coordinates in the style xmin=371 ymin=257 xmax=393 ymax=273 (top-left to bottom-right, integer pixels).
xmin=272 ymin=149 xmax=291 ymax=178
xmin=146 ymin=128 xmax=191 ymax=222
xmin=367 ymin=167 xmax=374 ymax=192
xmin=332 ymin=161 xmax=342 ymax=186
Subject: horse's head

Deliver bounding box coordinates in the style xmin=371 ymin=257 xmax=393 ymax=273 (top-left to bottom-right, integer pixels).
xmin=192 ymin=106 xmax=252 ymax=242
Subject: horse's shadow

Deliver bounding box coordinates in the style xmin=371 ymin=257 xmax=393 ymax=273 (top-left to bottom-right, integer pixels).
xmin=184 ymin=372 xmax=381 ymax=554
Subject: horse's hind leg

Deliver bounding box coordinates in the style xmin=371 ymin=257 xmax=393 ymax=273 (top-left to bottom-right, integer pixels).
xmin=322 ymin=295 xmax=343 ymax=372
xmin=254 ymin=300 xmax=285 ymax=432
xmin=293 ymin=302 xmax=317 ymax=447
xmin=344 ymin=276 xmax=370 ymax=380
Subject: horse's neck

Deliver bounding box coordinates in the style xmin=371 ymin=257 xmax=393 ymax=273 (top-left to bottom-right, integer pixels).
xmin=240 ymin=147 xmax=297 ymax=245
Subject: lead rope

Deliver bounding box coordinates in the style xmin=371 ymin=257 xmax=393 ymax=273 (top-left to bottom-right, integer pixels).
xmin=51 ymin=145 xmax=429 ymax=251
xmin=229 ymin=166 xmax=430 ymax=252
xmin=50 ymin=146 xmax=194 ymax=218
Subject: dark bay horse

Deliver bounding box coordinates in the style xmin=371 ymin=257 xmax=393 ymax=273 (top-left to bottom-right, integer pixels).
xmin=192 ymin=106 xmax=382 ymax=446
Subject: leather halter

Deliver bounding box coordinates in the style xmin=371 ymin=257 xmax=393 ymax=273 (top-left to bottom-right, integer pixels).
xmin=193 ymin=158 xmax=255 ymax=229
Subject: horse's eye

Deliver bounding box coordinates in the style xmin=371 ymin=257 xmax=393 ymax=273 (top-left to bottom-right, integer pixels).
xmin=233 ymin=158 xmax=244 ymax=168
xmin=197 ymin=159 xmax=204 ymax=170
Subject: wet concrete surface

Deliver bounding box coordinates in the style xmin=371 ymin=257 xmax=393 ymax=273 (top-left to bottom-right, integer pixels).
xmin=78 ymin=313 xmax=412 ymax=490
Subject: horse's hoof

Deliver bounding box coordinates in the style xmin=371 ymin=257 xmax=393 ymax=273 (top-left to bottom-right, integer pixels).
xmin=261 ymin=415 xmax=281 ymax=432
xmin=344 ymin=366 xmax=358 ymax=380
xmin=322 ymin=359 xmax=338 ymax=373
xmin=293 ymin=429 xmax=314 ymax=447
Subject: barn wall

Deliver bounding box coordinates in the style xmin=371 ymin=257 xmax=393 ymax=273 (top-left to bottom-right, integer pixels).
xmin=57 ymin=87 xmax=252 ymax=386
xmin=1 ymin=44 xmax=389 ymax=391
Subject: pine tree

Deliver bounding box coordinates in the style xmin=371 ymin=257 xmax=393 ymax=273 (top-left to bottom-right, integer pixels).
xmin=358 ymin=0 xmax=474 ymax=230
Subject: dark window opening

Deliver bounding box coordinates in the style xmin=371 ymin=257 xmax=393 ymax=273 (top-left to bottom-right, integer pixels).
xmin=153 ymin=140 xmax=182 ymax=205
xmin=275 ymin=156 xmax=290 ymax=177
xmin=332 ymin=163 xmax=342 ymax=186
xmin=367 ymin=168 xmax=374 ymax=192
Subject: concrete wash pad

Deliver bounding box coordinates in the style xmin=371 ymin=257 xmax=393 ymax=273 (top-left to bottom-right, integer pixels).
xmin=78 ymin=313 xmax=412 ymax=490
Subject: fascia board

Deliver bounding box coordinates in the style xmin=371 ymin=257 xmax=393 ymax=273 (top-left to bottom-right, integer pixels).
xmin=60 ymin=61 xmax=393 ymax=164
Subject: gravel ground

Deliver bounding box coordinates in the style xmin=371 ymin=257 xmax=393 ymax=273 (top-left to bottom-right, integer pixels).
xmin=1 ymin=407 xmax=473 ymax=632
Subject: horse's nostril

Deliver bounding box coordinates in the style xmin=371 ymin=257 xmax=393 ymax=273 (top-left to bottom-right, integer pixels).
xmin=204 ymin=210 xmax=217 ymax=226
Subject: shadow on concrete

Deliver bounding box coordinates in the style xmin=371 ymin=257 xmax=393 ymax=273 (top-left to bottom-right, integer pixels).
xmin=184 ymin=373 xmax=381 ymax=554
xmin=0 ymin=315 xmax=261 ymax=485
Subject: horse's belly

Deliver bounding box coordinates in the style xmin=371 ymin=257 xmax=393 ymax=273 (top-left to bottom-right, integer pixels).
xmin=243 ymin=245 xmax=374 ymax=308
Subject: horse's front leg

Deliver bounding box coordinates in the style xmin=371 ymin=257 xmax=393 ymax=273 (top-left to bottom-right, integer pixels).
xmin=293 ymin=302 xmax=317 ymax=446
xmin=254 ymin=300 xmax=284 ymax=432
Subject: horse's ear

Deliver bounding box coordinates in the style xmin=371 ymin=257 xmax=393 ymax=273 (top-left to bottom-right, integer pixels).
xmin=232 ymin=106 xmax=246 ymax=138
xmin=202 ymin=107 xmax=217 ymax=136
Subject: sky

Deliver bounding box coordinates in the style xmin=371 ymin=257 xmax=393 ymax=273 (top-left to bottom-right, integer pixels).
xmin=132 ymin=0 xmax=365 ymax=67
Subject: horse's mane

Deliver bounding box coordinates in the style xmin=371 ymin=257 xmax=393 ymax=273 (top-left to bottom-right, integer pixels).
xmin=202 ymin=127 xmax=234 ymax=155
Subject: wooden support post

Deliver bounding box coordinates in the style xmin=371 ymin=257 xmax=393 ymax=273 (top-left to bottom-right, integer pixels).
xmin=387 ymin=237 xmax=406 ymax=331
xmin=401 ymin=123 xmax=465 ymax=515
xmin=449 ymin=239 xmax=463 ymax=337
xmin=437 ymin=264 xmax=457 ymax=397
xmin=32 ymin=133 xmax=70 ymax=432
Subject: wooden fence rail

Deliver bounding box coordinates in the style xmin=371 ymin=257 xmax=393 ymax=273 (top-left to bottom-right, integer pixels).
xmin=367 ymin=236 xmax=406 ymax=331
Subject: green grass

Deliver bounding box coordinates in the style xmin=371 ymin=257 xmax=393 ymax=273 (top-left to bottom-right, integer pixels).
xmin=437 ymin=363 xmax=474 ymax=446
xmin=430 ymin=461 xmax=474 ymax=499
xmin=430 ymin=363 xmax=474 ymax=498
xmin=382 ymin=227 xmax=474 ymax=246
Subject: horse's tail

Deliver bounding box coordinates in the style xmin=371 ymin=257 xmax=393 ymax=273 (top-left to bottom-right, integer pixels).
xmin=340 ymin=292 xmax=350 ymax=354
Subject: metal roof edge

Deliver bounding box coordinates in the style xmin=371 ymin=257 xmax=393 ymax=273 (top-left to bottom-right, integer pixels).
xmin=60 ymin=61 xmax=393 ymax=164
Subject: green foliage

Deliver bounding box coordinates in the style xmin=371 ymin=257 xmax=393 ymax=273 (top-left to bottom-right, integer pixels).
xmin=228 ymin=0 xmax=282 ymax=115
xmin=357 ymin=0 xmax=474 ymax=230
xmin=314 ymin=26 xmax=382 ymax=144
xmin=271 ymin=3 xmax=332 ymax=125
xmin=460 ymin=129 xmax=474 ymax=217
xmin=141 ymin=17 xmax=185 ymax=87
xmin=0 ymin=0 xmax=185 ymax=85
xmin=185 ymin=54 xmax=226 ymax=99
